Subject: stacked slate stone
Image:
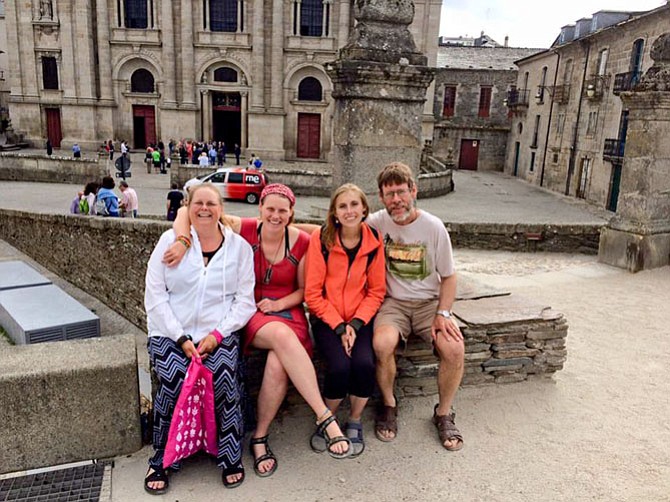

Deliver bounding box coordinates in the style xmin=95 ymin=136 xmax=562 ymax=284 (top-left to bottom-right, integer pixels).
xmin=396 ymin=295 xmax=568 ymax=395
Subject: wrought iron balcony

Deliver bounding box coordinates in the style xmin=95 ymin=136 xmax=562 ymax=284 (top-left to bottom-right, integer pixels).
xmin=603 ymin=138 xmax=625 ymax=160
xmin=613 ymin=71 xmax=641 ymax=95
xmin=505 ymin=89 xmax=530 ymax=108
xmin=584 ymin=74 xmax=610 ymax=100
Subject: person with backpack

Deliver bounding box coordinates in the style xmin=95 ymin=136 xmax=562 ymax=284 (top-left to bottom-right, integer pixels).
xmin=81 ymin=182 xmax=99 ymax=215
xmin=304 ymin=183 xmax=386 ymax=458
xmin=69 ymin=191 xmax=84 ymax=214
xmin=95 ymin=176 xmax=120 ymax=217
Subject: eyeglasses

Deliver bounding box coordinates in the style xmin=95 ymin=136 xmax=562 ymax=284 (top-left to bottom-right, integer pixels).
xmin=382 ymin=188 xmax=410 ymax=200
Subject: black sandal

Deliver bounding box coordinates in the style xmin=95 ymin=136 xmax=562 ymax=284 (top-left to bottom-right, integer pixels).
xmin=144 ymin=466 xmax=169 ymax=495
xmin=314 ymin=414 xmax=352 ymax=459
xmin=250 ymin=435 xmax=278 ymax=477
xmin=222 ymin=466 xmax=245 ymax=489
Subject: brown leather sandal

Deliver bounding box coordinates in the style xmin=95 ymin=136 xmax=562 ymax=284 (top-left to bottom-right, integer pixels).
xmin=375 ymin=403 xmax=398 ymax=442
xmin=432 ymin=404 xmax=464 ymax=451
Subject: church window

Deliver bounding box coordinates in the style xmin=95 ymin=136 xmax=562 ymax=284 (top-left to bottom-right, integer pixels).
xmin=298 ymin=77 xmax=322 ymax=101
xmin=131 ymin=69 xmax=155 ymax=93
xmin=42 ymin=57 xmax=59 ymax=90
xmin=210 ymin=0 xmax=238 ymax=32
xmin=214 ymin=68 xmax=238 ymax=83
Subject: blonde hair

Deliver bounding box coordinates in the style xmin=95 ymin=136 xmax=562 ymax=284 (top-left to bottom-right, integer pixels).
xmin=187 ymin=183 xmax=232 ymax=227
xmin=322 ymin=183 xmax=370 ymax=250
xmin=376 ymin=162 xmax=415 ymax=192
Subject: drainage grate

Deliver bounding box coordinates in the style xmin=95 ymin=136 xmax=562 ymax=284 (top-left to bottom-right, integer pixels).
xmin=0 ymin=461 xmax=111 ymax=502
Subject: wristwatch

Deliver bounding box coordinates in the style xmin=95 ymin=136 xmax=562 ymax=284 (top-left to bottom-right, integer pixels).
xmin=176 ymin=334 xmax=193 ymax=346
xmin=436 ymin=309 xmax=452 ymax=319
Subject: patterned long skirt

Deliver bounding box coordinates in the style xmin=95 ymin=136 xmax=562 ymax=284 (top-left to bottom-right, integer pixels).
xmin=148 ymin=334 xmax=244 ymax=470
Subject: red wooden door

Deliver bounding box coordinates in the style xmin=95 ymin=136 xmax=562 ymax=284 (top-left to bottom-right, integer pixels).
xmin=45 ymin=108 xmax=62 ymax=147
xmin=459 ymin=139 xmax=479 ymax=170
xmin=297 ymin=113 xmax=320 ymax=159
xmin=132 ymin=105 xmax=156 ymax=148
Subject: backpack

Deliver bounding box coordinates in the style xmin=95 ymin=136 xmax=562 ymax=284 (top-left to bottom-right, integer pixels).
xmin=78 ymin=197 xmax=89 ymax=215
xmin=320 ymin=224 xmax=379 ymax=269
xmin=253 ymin=158 xmax=263 ymax=169
xmin=95 ymin=196 xmax=109 ymax=216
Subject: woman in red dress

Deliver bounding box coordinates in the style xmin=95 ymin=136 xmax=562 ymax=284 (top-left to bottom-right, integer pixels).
xmin=166 ymin=183 xmax=352 ymax=478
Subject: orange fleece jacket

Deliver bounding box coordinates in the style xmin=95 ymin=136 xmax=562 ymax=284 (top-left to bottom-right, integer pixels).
xmin=305 ymin=223 xmax=386 ymax=330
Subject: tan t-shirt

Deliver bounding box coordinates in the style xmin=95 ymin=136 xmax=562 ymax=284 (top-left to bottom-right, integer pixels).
xmin=367 ymin=209 xmax=455 ymax=301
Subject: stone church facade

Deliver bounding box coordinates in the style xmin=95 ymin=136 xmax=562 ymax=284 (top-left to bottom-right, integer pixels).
xmin=4 ymin=0 xmax=440 ymax=160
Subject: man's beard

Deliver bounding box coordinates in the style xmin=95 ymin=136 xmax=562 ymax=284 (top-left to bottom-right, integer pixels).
xmin=387 ymin=199 xmax=415 ymax=224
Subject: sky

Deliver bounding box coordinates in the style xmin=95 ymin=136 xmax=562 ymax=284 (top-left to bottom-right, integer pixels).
xmin=440 ymin=0 xmax=666 ymax=48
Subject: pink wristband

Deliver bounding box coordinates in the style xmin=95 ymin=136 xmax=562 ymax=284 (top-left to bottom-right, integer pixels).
xmin=211 ymin=329 xmax=223 ymax=344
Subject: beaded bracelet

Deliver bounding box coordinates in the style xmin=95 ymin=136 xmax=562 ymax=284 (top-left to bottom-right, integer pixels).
xmin=176 ymin=235 xmax=191 ymax=249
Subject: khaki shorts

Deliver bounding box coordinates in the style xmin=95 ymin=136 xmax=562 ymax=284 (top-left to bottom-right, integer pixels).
xmin=374 ymin=297 xmax=439 ymax=353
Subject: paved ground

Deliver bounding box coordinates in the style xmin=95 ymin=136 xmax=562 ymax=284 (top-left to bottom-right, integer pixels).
xmin=0 ymin=148 xmax=612 ymax=225
xmin=5 ymin=153 xmax=666 ymax=501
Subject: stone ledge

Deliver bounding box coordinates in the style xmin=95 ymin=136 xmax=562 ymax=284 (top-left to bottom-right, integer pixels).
xmin=0 ymin=152 xmax=107 ymax=185
xmin=397 ymin=294 xmax=568 ymax=393
xmin=0 ymin=334 xmax=141 ymax=474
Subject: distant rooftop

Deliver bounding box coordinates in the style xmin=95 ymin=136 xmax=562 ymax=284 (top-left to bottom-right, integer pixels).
xmin=439 ymin=31 xmax=503 ymax=48
xmin=553 ymin=5 xmax=668 ymax=46
xmin=436 ymin=46 xmax=546 ymax=71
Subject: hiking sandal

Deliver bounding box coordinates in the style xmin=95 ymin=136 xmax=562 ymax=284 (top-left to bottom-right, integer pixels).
xmin=222 ymin=466 xmax=245 ymax=489
xmin=250 ymin=435 xmax=278 ymax=477
xmin=313 ymin=414 xmax=352 ymax=459
xmin=375 ymin=403 xmax=398 ymax=442
xmin=344 ymin=421 xmax=365 ymax=458
xmin=144 ymin=466 xmax=169 ymax=495
xmin=432 ymin=404 xmax=464 ymax=451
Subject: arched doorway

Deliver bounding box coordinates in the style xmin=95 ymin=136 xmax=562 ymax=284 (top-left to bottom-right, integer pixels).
xmin=296 ymin=77 xmax=322 ymax=159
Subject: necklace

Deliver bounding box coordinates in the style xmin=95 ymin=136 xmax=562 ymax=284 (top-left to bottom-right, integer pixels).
xmin=260 ymin=227 xmax=285 ymax=285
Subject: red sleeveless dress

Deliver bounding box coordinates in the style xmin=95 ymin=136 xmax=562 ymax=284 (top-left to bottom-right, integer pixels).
xmin=239 ymin=218 xmax=311 ymax=355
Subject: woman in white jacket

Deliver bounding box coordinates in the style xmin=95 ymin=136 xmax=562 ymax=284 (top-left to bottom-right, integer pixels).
xmin=144 ymin=184 xmax=256 ymax=493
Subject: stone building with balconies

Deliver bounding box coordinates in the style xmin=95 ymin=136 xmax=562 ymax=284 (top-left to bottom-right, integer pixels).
xmin=3 ymin=0 xmax=441 ymax=161
xmin=505 ymin=3 xmax=670 ymax=211
xmin=432 ymin=44 xmax=542 ymax=171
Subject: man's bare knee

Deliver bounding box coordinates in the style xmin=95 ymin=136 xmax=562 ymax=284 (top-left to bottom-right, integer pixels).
xmin=434 ymin=336 xmax=465 ymax=367
xmin=373 ymin=325 xmax=400 ymax=359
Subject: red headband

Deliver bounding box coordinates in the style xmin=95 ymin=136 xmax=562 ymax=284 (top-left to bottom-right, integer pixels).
xmin=260 ymin=183 xmax=296 ymax=207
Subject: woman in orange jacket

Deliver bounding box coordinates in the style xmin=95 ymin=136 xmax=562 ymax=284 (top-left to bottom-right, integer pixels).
xmin=305 ymin=183 xmax=386 ymax=457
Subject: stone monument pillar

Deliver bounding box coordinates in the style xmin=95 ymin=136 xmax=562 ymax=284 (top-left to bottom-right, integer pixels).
xmin=326 ymin=0 xmax=435 ymax=199
xmin=598 ymin=34 xmax=670 ymax=272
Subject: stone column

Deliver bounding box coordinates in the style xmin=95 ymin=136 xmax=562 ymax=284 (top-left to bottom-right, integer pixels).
xmin=180 ymin=0 xmax=196 ymax=107
xmin=96 ymin=0 xmax=114 ymax=101
xmin=598 ymin=34 xmax=670 ymax=272
xmin=240 ymin=90 xmax=248 ymax=148
xmin=326 ymin=0 xmax=434 ymax=199
xmin=201 ymin=89 xmax=211 ymax=140
xmin=160 ymin=0 xmax=177 ymax=106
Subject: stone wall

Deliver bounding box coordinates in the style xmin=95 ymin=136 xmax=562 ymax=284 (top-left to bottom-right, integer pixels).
xmin=172 ymin=163 xmax=453 ymax=199
xmin=0 ymin=152 xmax=108 ymax=185
xmin=448 ymin=222 xmax=602 ymax=254
xmin=0 ymin=210 xmax=167 ymax=330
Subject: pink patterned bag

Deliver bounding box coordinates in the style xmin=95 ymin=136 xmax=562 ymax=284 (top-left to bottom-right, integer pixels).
xmin=163 ymin=356 xmax=218 ymax=468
